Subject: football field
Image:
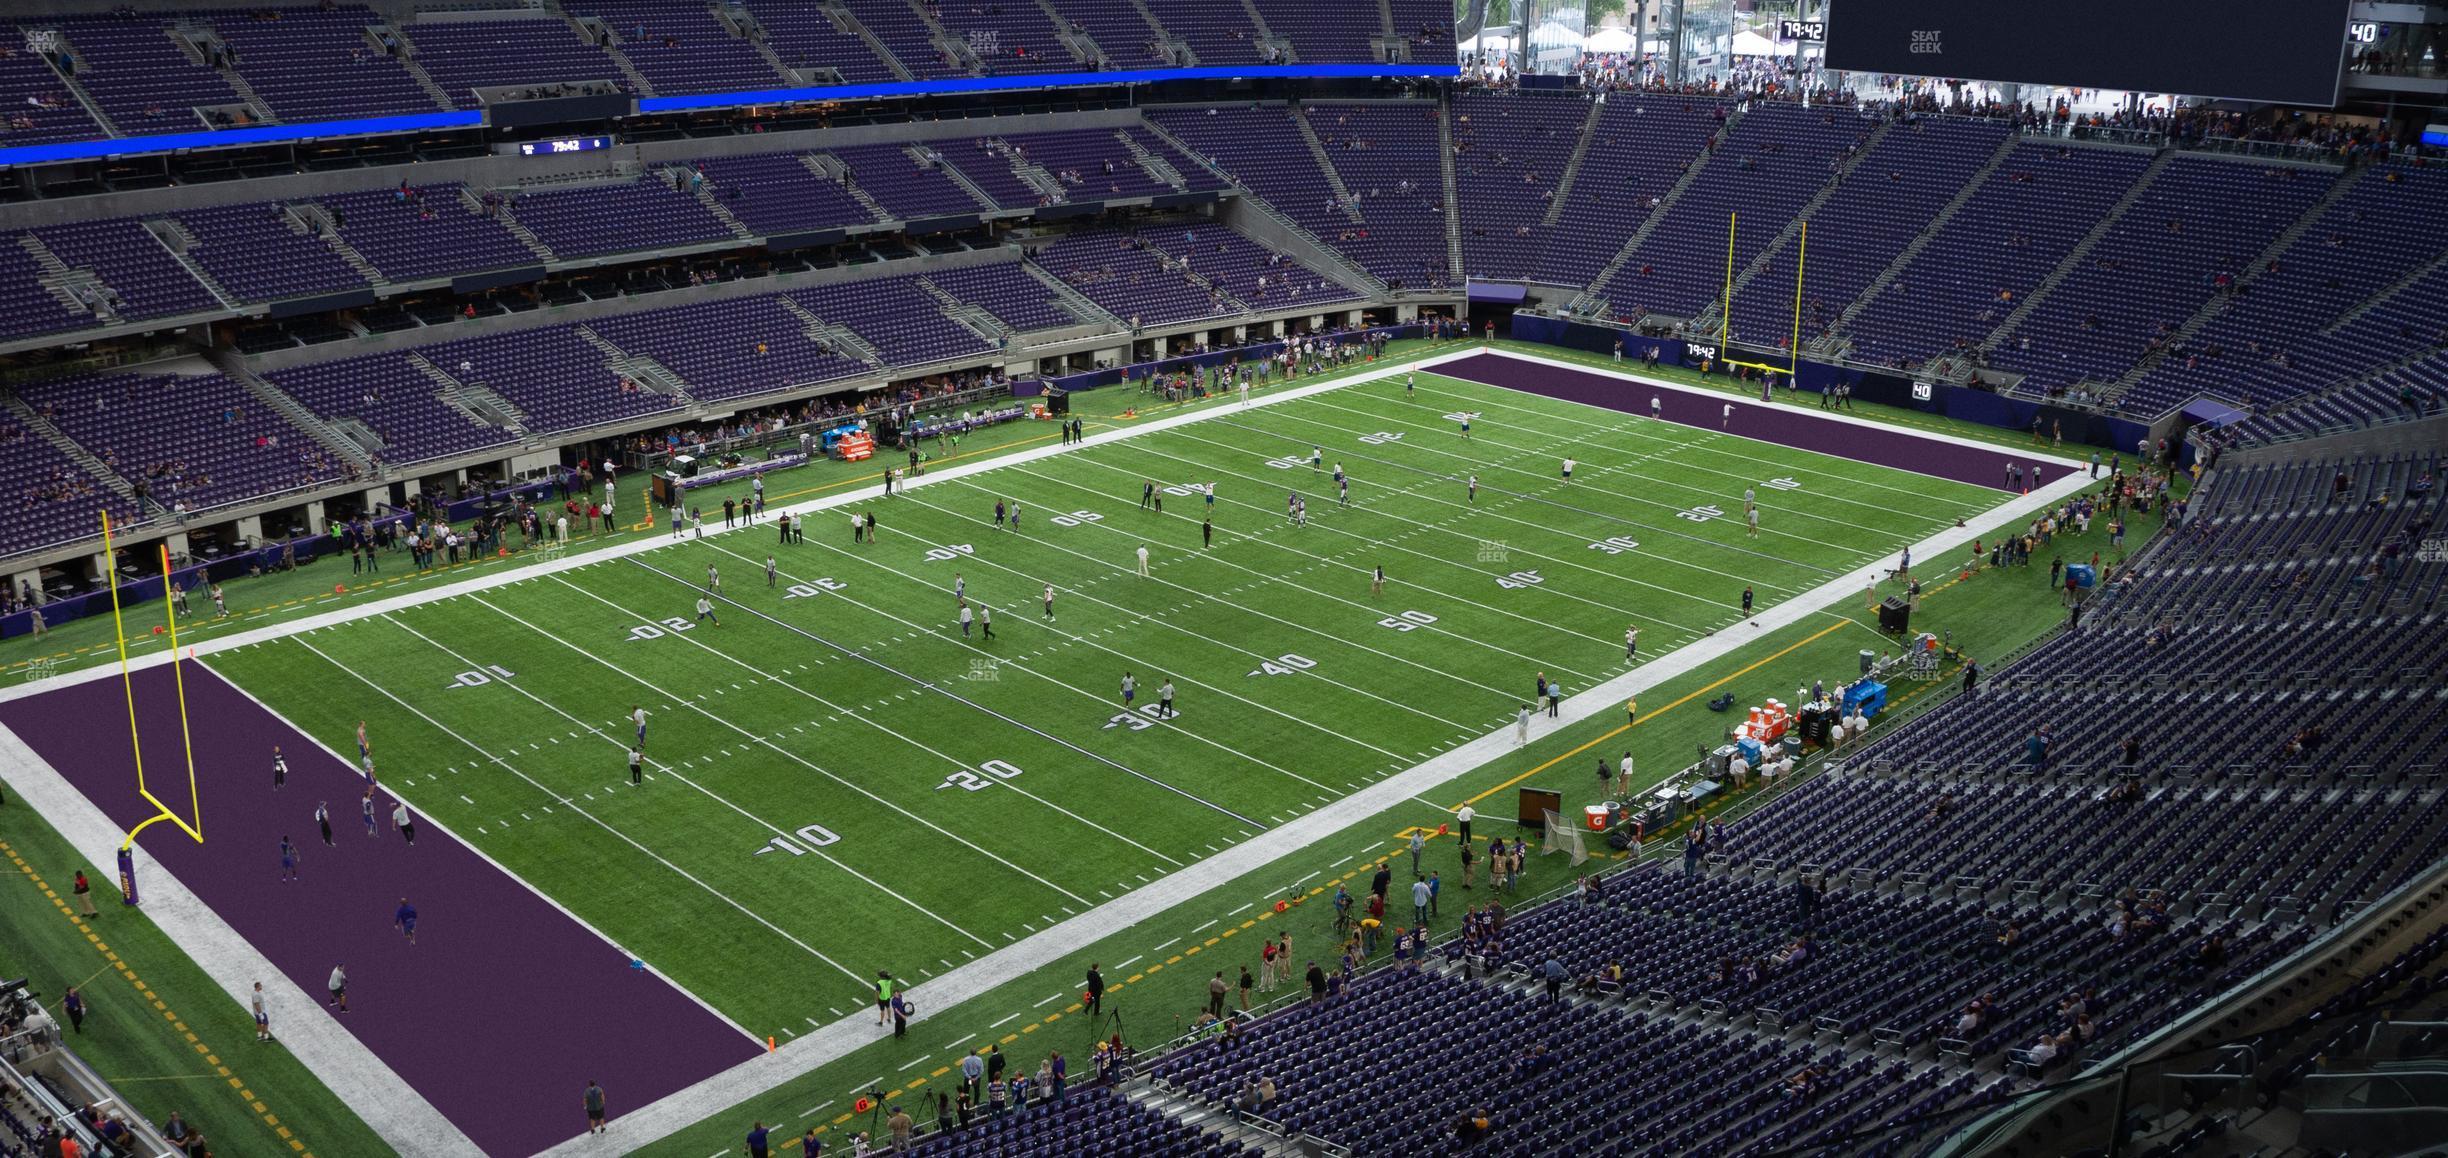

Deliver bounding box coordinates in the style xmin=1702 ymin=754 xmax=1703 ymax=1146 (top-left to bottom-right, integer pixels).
xmin=208 ymin=352 xmax=2007 ymax=1034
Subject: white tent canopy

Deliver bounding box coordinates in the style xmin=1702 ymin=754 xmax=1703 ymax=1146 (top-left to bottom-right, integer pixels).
xmin=1461 ymin=28 xmax=1515 ymax=53
xmin=1528 ymin=20 xmax=1585 ymax=48
xmin=1585 ymin=27 xmax=1636 ymax=53
xmin=1731 ymin=29 xmax=1797 ymax=56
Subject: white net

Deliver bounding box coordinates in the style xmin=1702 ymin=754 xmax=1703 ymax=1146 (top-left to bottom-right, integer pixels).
xmin=1541 ymin=809 xmax=1589 ymax=867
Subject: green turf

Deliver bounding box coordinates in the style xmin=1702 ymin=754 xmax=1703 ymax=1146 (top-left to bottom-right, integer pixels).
xmin=6 ymin=345 xmax=2156 ymax=1155
xmin=206 ymin=367 xmax=2018 ymax=1028
xmin=0 ymin=336 xmax=2088 ymax=681
xmin=0 ymin=801 xmax=388 ymax=1158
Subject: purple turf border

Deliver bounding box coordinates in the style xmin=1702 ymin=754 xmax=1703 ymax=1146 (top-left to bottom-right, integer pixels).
xmin=1442 ymin=352 xmax=2051 ymax=491
xmin=0 ymin=664 xmax=756 ymax=1156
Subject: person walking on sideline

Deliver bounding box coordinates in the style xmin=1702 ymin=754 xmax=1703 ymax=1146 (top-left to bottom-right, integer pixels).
xmin=584 ymin=1081 xmax=607 ymax=1135
xmin=395 ymin=897 xmax=418 ymax=944
xmin=316 ymin=800 xmax=333 ymax=846
xmin=393 ymin=800 xmax=416 ymax=845
xmin=252 ymin=982 xmax=271 ymax=1042
xmin=280 ymin=837 xmax=300 ymax=882
xmin=1516 ymin=703 xmax=1532 ymax=747
xmin=1409 ymin=828 xmax=1426 ymax=876
xmin=327 ymin=964 xmax=349 ymax=1013
xmin=72 ymin=869 xmax=97 ymax=916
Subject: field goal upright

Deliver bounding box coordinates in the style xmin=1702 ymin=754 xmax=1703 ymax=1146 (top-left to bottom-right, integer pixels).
xmin=1717 ymin=213 xmax=1809 ymax=382
xmin=99 ymin=511 xmax=205 ymax=905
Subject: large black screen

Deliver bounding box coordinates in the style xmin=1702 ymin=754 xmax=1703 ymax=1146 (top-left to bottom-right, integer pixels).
xmin=1824 ymin=0 xmax=2350 ymax=107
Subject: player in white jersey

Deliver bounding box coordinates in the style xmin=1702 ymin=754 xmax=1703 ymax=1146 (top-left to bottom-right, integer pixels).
xmin=707 ymin=563 xmax=720 ymax=593
xmin=1043 ymin=583 xmax=1056 ymax=621
xmin=696 ymin=596 xmax=720 ymax=626
xmin=958 ymin=600 xmax=973 ymax=637
xmin=632 ymin=705 xmax=649 ymax=746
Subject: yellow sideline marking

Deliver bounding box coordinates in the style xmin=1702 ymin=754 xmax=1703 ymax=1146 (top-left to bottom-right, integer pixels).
xmin=0 ymin=839 xmax=313 ymax=1157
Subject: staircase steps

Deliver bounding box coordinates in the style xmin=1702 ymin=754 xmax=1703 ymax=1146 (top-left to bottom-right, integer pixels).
xmin=1571 ymin=106 xmax=1745 ymax=316
xmin=1691 ymin=119 xmax=1892 ymax=339
xmin=2320 ymin=222 xmax=2448 ymax=337
xmin=1 ymin=394 xmax=141 ymax=502
xmin=901 ymin=0 xmax=986 ymax=73
xmin=377 ymin=26 xmax=458 ymax=110
xmin=1437 ymin=102 xmax=1465 ymax=278
xmin=1115 ymin=128 xmax=1189 ymax=192
xmin=1821 ymin=131 xmax=2022 ymax=351
xmin=140 ymin=218 xmax=244 ymax=311
xmin=1035 ymin=0 xmax=1104 ymax=66
xmin=1538 ymin=99 xmax=1606 ymax=228
xmin=828 ymin=3 xmax=916 ymax=81
xmin=1121 ymin=0 xmax=1195 ymax=64
xmin=2100 ymin=164 xmax=2369 ymax=403
xmin=910 ymin=144 xmax=1003 ymax=211
xmin=181 ymin=26 xmax=279 ymax=122
xmin=20 ymin=235 xmax=109 ymax=319
xmin=776 ymin=296 xmax=884 ymax=364
xmin=718 ymin=6 xmax=805 ymax=83
xmin=666 ymin=168 xmax=756 ymax=239
xmin=989 ymin=138 xmax=1070 ymax=203
xmin=217 ymin=355 xmax=378 ymax=472
xmin=1235 ymin=0 xmax=1293 ymax=61
xmin=1138 ymin=115 xmax=1391 ymax=298
xmin=43 ymin=35 xmax=123 ymax=136
xmin=571 ymin=17 xmax=658 ymax=96
xmin=804 ymin=153 xmax=890 ymax=222
xmin=1974 ymin=149 xmax=2178 ymax=352
xmin=1019 ymin=261 xmax=1128 ymax=328
xmin=287 ymin=204 xmax=386 ymax=286
xmin=1289 ymin=107 xmax=1363 ymax=223
xmin=566 ymin=326 xmax=689 ymax=400
xmin=464 ymin=187 xmax=557 ymax=261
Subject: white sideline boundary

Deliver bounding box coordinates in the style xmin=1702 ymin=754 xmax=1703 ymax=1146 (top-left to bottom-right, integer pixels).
xmin=529 ymin=350 xmax=2092 ymax=1156
xmin=0 ymin=345 xmax=2091 ymax=1157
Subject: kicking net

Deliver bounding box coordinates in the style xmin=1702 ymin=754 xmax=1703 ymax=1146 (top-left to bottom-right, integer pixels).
xmin=1541 ymin=809 xmax=1590 ymax=867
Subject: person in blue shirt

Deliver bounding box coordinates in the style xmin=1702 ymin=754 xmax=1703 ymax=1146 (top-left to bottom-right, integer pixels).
xmin=744 ymin=1121 xmax=771 ymax=1158
xmin=394 ymin=897 xmax=417 ymax=945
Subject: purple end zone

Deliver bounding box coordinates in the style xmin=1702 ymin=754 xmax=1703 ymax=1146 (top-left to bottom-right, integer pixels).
xmin=1443 ymin=352 xmax=2035 ymax=490
xmin=0 ymin=664 xmax=756 ymax=1155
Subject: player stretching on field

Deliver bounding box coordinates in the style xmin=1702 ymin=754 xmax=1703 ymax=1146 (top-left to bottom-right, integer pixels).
xmin=696 ymin=596 xmax=720 ymax=627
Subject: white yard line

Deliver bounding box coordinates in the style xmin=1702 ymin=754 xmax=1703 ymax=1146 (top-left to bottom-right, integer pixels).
xmin=0 ymin=345 xmax=2091 ymax=1158
xmin=541 ymin=572 xmax=1181 ymax=867
xmin=862 ymin=487 xmax=1524 ymax=706
xmin=295 ymin=635 xmax=872 ymax=985
xmin=450 ymin=596 xmax=1085 ymax=917
xmin=994 ymin=458 xmax=1624 ymax=671
xmin=682 ymin=541 xmax=1332 ymax=806
xmin=1083 ymin=431 xmax=1807 ymax=619
xmin=531 ymin=448 xmax=2091 ymax=1157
